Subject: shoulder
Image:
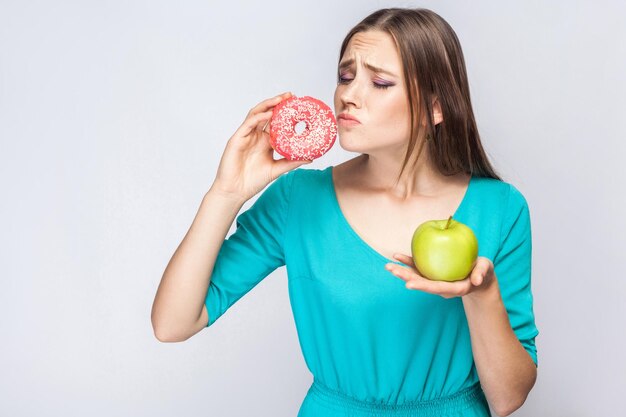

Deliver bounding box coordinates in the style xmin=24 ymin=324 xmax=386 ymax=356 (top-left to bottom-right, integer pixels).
xmin=285 ymin=165 xmax=332 ymax=190
xmin=261 ymin=166 xmax=331 ymax=213
xmin=470 ymin=175 xmax=529 ymax=213
xmin=476 ymin=177 xmax=531 ymax=247
xmin=261 ymin=166 xmax=326 ymax=196
xmin=505 ymin=182 xmax=530 ymax=213
xmin=466 ymin=176 xmax=531 ymax=245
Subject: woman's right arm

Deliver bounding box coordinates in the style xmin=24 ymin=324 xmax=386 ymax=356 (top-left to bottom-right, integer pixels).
xmin=151 ymin=187 xmax=246 ymax=343
xmin=151 ymin=91 xmax=311 ymax=342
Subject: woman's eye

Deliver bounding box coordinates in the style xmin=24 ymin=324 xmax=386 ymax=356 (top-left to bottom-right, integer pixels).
xmin=373 ymin=82 xmax=392 ymax=89
xmin=338 ymin=76 xmax=394 ymax=90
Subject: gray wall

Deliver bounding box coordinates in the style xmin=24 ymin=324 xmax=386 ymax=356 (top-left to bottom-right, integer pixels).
xmin=1 ymin=0 xmax=624 ymax=415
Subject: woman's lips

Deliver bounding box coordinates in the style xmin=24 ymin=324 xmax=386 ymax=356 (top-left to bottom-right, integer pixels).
xmin=338 ymin=118 xmax=361 ymax=126
xmin=337 ymin=113 xmax=361 ymax=126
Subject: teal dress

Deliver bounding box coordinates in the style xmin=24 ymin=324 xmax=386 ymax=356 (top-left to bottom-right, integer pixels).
xmin=205 ymin=166 xmax=538 ymax=416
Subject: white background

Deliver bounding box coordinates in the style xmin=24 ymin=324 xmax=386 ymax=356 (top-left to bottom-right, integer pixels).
xmin=1 ymin=0 xmax=625 ymax=416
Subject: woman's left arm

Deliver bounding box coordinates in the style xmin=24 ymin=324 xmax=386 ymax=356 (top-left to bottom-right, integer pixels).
xmin=385 ymin=255 xmax=536 ymax=416
xmin=461 ymin=259 xmax=536 ymax=417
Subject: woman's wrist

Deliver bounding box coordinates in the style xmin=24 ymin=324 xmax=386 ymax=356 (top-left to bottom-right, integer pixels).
xmin=462 ymin=274 xmax=501 ymax=306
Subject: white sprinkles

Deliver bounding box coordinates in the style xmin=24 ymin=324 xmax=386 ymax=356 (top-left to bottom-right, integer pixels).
xmin=269 ymin=96 xmax=338 ymax=161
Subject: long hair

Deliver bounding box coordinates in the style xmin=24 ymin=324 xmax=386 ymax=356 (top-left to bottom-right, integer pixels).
xmin=338 ymin=8 xmax=502 ymax=182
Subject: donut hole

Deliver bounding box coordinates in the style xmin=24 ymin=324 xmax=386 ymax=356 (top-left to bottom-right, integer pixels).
xmin=294 ymin=121 xmax=307 ymax=135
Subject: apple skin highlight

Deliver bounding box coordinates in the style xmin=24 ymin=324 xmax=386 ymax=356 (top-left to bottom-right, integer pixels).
xmin=411 ymin=216 xmax=479 ymax=282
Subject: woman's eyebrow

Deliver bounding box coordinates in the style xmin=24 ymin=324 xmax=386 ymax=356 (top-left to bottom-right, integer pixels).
xmin=338 ymin=58 xmax=397 ymax=77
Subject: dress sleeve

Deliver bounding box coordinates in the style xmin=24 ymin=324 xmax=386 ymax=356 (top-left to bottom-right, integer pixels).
xmin=493 ymin=183 xmax=539 ymax=366
xmin=204 ymin=171 xmax=295 ymax=327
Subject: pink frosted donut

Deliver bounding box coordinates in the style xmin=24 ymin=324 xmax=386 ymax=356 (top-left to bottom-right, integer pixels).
xmin=269 ymin=95 xmax=338 ymax=161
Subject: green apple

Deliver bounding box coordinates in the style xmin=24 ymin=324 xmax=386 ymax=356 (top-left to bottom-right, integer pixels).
xmin=411 ymin=216 xmax=479 ymax=282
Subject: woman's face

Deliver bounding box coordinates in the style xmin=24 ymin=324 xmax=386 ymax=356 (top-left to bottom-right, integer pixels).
xmin=333 ymin=30 xmax=412 ymax=156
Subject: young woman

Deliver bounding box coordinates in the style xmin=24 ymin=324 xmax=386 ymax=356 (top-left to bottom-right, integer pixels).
xmin=152 ymin=8 xmax=538 ymax=417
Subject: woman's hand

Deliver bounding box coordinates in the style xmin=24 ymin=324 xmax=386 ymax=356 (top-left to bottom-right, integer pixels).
xmin=210 ymin=92 xmax=312 ymax=203
xmin=385 ymin=254 xmax=496 ymax=299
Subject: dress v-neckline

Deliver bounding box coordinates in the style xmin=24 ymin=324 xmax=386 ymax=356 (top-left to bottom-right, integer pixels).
xmin=325 ymin=166 xmax=474 ymax=265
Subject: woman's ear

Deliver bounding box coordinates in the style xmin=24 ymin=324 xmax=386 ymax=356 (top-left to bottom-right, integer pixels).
xmin=420 ymin=97 xmax=444 ymax=127
xmin=432 ymin=97 xmax=443 ymax=125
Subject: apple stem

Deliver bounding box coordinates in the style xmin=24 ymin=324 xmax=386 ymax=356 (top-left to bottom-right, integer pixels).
xmin=445 ymin=215 xmax=453 ymax=229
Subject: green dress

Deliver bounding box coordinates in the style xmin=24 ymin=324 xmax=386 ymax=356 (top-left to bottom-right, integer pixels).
xmin=205 ymin=166 xmax=538 ymax=416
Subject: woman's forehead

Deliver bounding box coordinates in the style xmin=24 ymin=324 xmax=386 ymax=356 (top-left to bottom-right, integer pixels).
xmin=341 ymin=31 xmax=402 ymax=74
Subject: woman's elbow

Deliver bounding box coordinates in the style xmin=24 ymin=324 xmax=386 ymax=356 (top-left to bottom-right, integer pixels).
xmin=493 ymin=403 xmax=517 ymax=417
xmin=492 ymin=388 xmax=532 ymax=417
xmin=494 ymin=362 xmax=537 ymax=415
xmin=493 ymin=397 xmax=525 ymax=417
xmin=153 ymin=311 xmax=209 ymax=342
xmin=153 ymin=326 xmax=194 ymax=343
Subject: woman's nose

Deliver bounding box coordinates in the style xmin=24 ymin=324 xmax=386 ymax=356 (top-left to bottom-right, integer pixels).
xmin=339 ymin=79 xmax=362 ymax=109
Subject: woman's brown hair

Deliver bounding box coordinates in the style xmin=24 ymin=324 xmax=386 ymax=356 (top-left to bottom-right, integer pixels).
xmin=338 ymin=8 xmax=502 ymax=182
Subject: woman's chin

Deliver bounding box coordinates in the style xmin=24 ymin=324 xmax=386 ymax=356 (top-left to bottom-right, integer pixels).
xmin=337 ymin=135 xmax=367 ymax=154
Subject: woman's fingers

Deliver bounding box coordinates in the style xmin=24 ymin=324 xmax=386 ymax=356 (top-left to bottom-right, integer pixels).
xmin=385 ymin=261 xmax=423 ymax=282
xmin=407 ymin=278 xmax=472 ymax=298
xmin=386 ymin=253 xmax=421 ymax=283
xmin=237 ymin=109 xmax=274 ymax=137
xmin=471 ymin=257 xmax=492 ymax=286
xmin=385 ymin=261 xmax=472 ymax=298
xmin=247 ymin=92 xmax=292 ymax=118
xmin=260 ymin=118 xmax=270 ymax=134
xmin=392 ymin=253 xmax=415 ymax=267
xmin=237 ymin=92 xmax=293 ymax=138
